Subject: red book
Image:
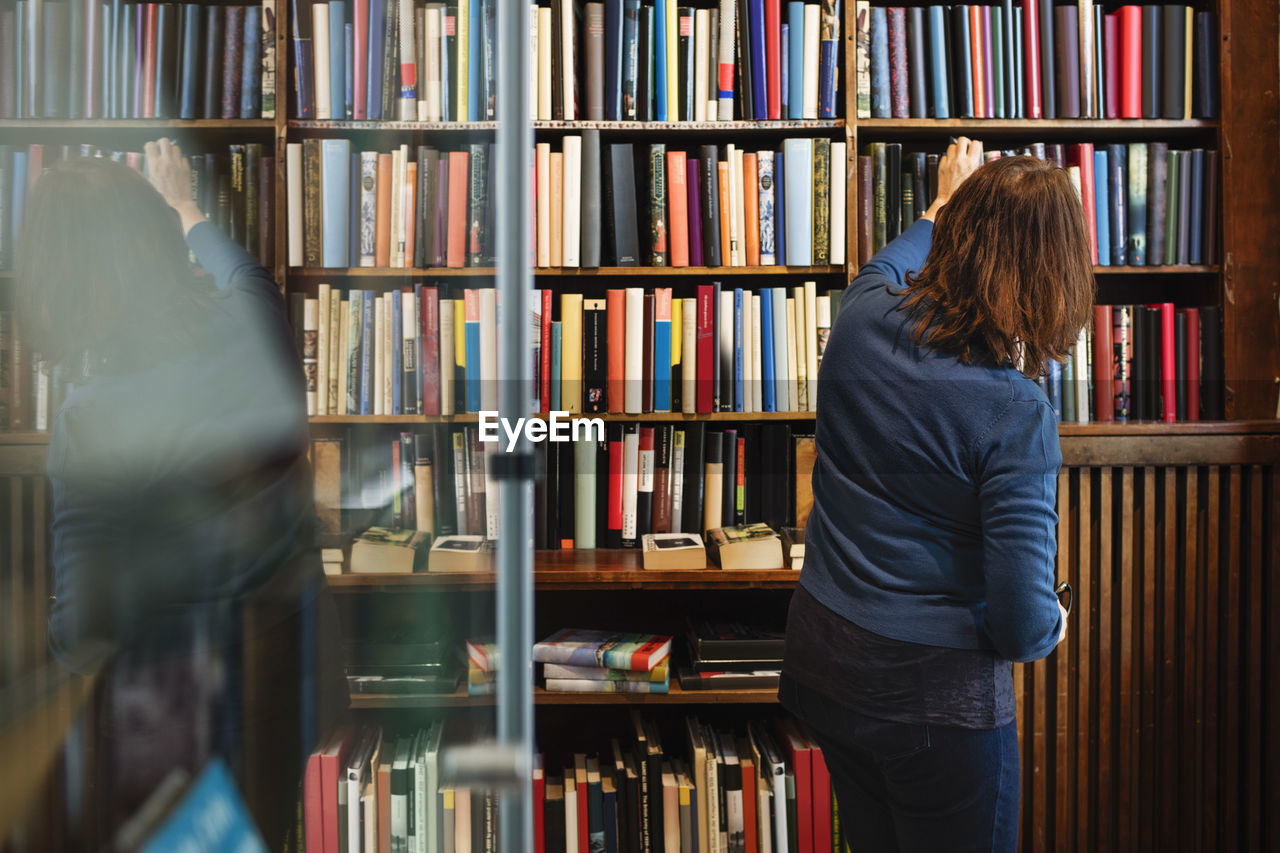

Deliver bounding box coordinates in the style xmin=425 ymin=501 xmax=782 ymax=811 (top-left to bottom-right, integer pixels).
xmin=576 ymin=758 xmax=589 ymax=853
xmin=667 ymin=150 xmax=690 ymax=266
xmin=540 ymin=289 xmax=554 ymax=411
xmin=607 ymin=427 xmax=624 ymax=545
xmin=533 ymin=758 xmax=546 ymax=853
xmin=1068 ymin=143 xmax=1098 ymax=263
xmin=319 ymin=726 xmax=355 ymax=853
xmin=354 ymin=0 xmax=369 ymax=118
xmin=303 ymin=750 xmax=323 ymax=853
xmin=1118 ymin=6 xmax=1142 ymax=118
xmin=1182 ymin=307 xmax=1200 ymax=422
xmin=1157 ymin=302 xmax=1176 ymax=423
xmin=143 ymin=4 xmax=158 ymax=117
xmin=742 ymin=152 xmax=760 ymax=265
xmin=969 ymin=6 xmax=984 ymax=118
xmin=1091 ymin=305 xmax=1114 ymax=421
xmin=421 ymin=286 xmax=441 ymax=414
xmin=375 ymin=153 xmax=393 ymax=266
xmin=606 ymin=288 xmax=626 ymax=412
xmin=1021 ymin=0 xmax=1042 ymax=118
xmin=810 ymin=736 xmax=832 ymax=853
xmin=1103 ymin=12 xmax=1120 ymax=119
xmin=446 ymin=150 xmax=469 ymax=267
xmin=738 ymin=740 xmax=757 ymax=853
xmin=776 ymin=721 xmax=813 ymax=853
xmin=695 ymin=284 xmax=715 ymax=412
xmin=765 ymin=0 xmax=782 ymax=119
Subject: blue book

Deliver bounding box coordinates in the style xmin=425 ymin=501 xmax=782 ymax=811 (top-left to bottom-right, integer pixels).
xmin=1093 ymin=149 xmax=1111 ymax=266
xmin=603 ymin=770 xmax=619 ymax=853
xmin=604 ymin=0 xmax=624 ymax=120
xmin=1048 ymin=360 xmax=1063 ymax=420
xmin=733 ymin=288 xmax=744 ymax=412
xmin=780 ymin=22 xmax=789 ymax=117
xmin=360 ymin=290 xmax=375 ymax=414
xmin=468 ymin=0 xmax=482 ymax=120
xmin=178 ymin=5 xmax=200 ymax=117
xmin=320 ymin=138 xmax=351 ymax=267
xmin=748 ymin=0 xmax=768 ymax=120
xmin=870 ymin=6 xmax=889 ymax=117
xmin=774 ymin=150 xmax=785 ymax=265
xmin=241 ymin=6 xmax=262 ymax=117
xmin=782 ymin=139 xmax=813 ymax=265
xmin=367 ymin=0 xmax=385 ymax=119
xmin=139 ymin=761 xmax=267 ymax=853
xmin=654 ymin=0 xmax=668 ymax=121
xmin=550 ymin=321 xmax=562 ymax=411
xmin=654 ymin=293 xmax=672 ymax=412
xmin=787 ymin=3 xmax=805 ymax=118
xmin=623 ymin=1 xmax=641 ymax=119
xmin=391 ymin=290 xmax=402 ymax=414
xmin=927 ymin=5 xmax=950 ymax=118
xmin=345 ymin=22 xmax=354 ymax=118
xmin=328 ymin=2 xmax=345 ymax=121
xmin=10 ymin=152 xmax=27 ymax=247
xmin=760 ymin=287 xmax=776 ymax=411
xmin=466 ymin=300 xmax=482 ymax=412
xmin=818 ymin=0 xmax=841 ymax=118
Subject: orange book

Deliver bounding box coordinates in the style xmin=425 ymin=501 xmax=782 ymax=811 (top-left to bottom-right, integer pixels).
xmin=377 ymin=751 xmax=391 ymax=853
xmin=375 ymin=153 xmax=393 ymax=267
xmin=970 ymin=6 xmax=985 ymax=118
xmin=717 ymin=161 xmax=731 ymax=269
xmin=666 ymin=151 xmax=689 ymax=267
xmin=403 ymin=162 xmax=418 ymax=268
xmin=447 ymin=150 xmax=469 ymax=268
xmin=606 ymin=288 xmax=626 ymax=412
xmin=742 ymin=152 xmax=760 ymax=266
xmin=549 ymin=151 xmax=563 ymax=268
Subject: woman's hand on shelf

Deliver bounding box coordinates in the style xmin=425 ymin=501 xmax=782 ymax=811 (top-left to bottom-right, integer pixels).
xmin=144 ymin=138 xmax=207 ymax=236
xmin=922 ymin=136 xmax=983 ymax=222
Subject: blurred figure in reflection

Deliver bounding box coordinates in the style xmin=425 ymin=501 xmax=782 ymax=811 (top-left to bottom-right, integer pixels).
xmin=14 ymin=141 xmax=347 ymax=850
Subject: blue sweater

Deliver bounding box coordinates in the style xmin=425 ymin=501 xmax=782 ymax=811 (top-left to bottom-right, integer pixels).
xmin=800 ymin=218 xmax=1064 ymax=664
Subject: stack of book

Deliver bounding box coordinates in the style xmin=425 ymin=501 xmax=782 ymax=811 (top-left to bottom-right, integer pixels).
xmin=853 ymin=2 xmax=1218 ymax=120
xmin=677 ymin=617 xmax=784 ymax=690
xmin=533 ymin=629 xmax=674 ymax=693
xmin=466 ymin=639 xmax=496 ymax=695
xmin=288 ymin=281 xmax=843 ymax=417
xmin=0 ymin=0 xmax=276 ymax=120
xmin=535 ymin=135 xmax=847 ymax=269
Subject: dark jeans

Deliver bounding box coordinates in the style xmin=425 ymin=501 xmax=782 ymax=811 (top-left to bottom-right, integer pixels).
xmin=780 ymin=676 xmax=1020 ymax=853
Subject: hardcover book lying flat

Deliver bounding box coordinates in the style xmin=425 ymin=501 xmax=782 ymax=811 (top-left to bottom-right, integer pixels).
xmin=427 ymin=535 xmax=494 ymax=572
xmin=349 ymin=526 xmax=431 ymax=574
xmin=707 ymin=523 xmax=784 ymax=570
xmin=533 ymin=629 xmax=674 ymax=672
xmin=641 ymin=533 xmax=707 ymax=569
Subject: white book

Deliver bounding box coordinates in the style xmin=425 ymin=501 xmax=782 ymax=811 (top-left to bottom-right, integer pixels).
xmin=670 ymin=429 xmax=686 ymax=532
xmin=681 ymin=297 xmax=697 ymax=414
xmin=624 ymin=287 xmax=644 ymax=413
xmin=337 ymin=297 xmax=350 ymax=415
xmin=391 ymin=145 xmax=407 ymax=267
xmin=786 ymin=297 xmax=800 ymax=414
xmin=403 ymin=290 xmax=419 ymax=414
xmin=693 ymin=9 xmax=709 ymax=122
xmin=535 ymin=142 xmax=551 ymax=267
xmin=373 ymin=294 xmax=385 ymax=415
xmin=564 ymin=777 xmax=579 ymax=853
xmin=484 ymin=440 xmax=499 ymax=539
xmin=803 ymin=281 xmax=818 ymax=409
xmin=562 ymin=135 xmax=582 ymax=267
xmin=359 ymin=151 xmax=378 ymax=266
xmin=1075 ymin=328 xmax=1090 ymax=424
xmin=286 ymin=143 xmax=303 ymax=266
xmin=316 ymin=284 xmax=331 ymax=415
xmin=622 ymin=427 xmax=639 ymax=542
xmin=455 ymin=788 xmax=471 ymax=853
xmin=560 ymin=0 xmax=575 ymax=120
xmin=666 ymin=0 xmax=678 ymax=118
xmin=529 ymin=3 xmax=539 ymax=121
xmin=702 ymin=725 xmax=721 ymax=853
xmin=815 ymin=294 xmax=831 ymax=368
xmin=830 ymin=141 xmax=847 ymax=265
xmin=750 ymin=293 xmax=763 ymax=413
xmin=716 ymin=0 xmax=735 ymax=120
xmin=346 ymin=293 xmax=363 ymax=414
xmin=439 ymin=298 xmax=455 ymax=415
xmin=303 ymin=298 xmax=319 ymax=415
xmin=312 ymin=3 xmax=331 ymax=119
xmin=802 ymin=4 xmax=819 ymax=118
xmin=424 ymin=6 xmax=441 ymax=121
xmin=740 ymin=291 xmax=753 ymax=413
xmin=757 ymin=772 xmax=771 ymax=853
xmin=855 ymin=0 xmax=871 ymax=119
xmin=384 ymin=292 xmax=396 ymax=413
xmin=537 ymin=6 xmax=552 ymax=121
xmin=718 ymin=290 xmax=734 ymax=410
xmin=758 ymin=150 xmax=776 ymax=265
xmin=398 ymin=0 xmax=417 ymax=119
xmin=422 ymin=722 xmax=442 ymax=853
xmin=792 ymin=286 xmax=807 ymax=411
xmin=725 ymin=143 xmax=739 ymax=265
xmin=479 ymin=288 xmax=498 ymax=411
xmin=771 ymin=288 xmax=790 ymax=412
xmin=329 ymin=292 xmax=343 ymax=413
xmin=732 ymin=147 xmax=746 ymax=267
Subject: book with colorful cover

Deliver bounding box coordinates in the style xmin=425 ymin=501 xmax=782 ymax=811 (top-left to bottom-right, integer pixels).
xmin=532 ymin=629 xmax=673 ymax=672
xmin=543 ymin=678 xmax=670 ymax=694
xmin=542 ymin=661 xmax=671 ymax=682
xmin=466 ymin=639 xmax=497 ymax=673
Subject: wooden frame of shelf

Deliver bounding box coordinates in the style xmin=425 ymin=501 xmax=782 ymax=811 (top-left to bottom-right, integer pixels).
xmin=350 ymin=683 xmax=781 ymax=709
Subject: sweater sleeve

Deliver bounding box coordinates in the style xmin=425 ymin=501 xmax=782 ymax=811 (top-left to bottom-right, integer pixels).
xmin=843 ymin=216 xmax=934 ymax=305
xmin=973 ymin=398 xmax=1065 ymax=663
xmin=186 ymin=221 xmax=281 ymax=302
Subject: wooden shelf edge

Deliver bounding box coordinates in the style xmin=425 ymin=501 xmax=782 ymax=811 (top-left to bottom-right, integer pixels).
xmin=308 ymin=412 xmax=818 ymax=424
xmin=1056 ymin=419 xmax=1280 ymax=436
xmin=288 ymin=266 xmax=844 ymax=277
xmin=349 ymin=684 xmax=780 ymax=708
xmin=288 ymin=267 xmax=495 ymax=277
xmin=0 ymin=119 xmax=276 ymax=129
xmin=327 ymin=567 xmax=800 ymax=591
xmin=856 ymin=117 xmax=1218 ymax=132
xmin=1093 ymin=265 xmax=1220 ymax=274
xmin=289 ymin=120 xmax=844 ymax=132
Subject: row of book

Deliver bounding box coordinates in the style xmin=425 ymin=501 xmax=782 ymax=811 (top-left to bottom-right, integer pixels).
xmin=288 ymin=281 xmax=841 ymax=417
xmin=0 ymin=314 xmax=73 ymax=433
xmin=855 ymin=140 xmax=1218 ymax=265
xmin=853 ymin=2 xmax=1218 ymax=120
xmin=0 ymin=1 xmax=277 ymax=120
xmin=309 ymin=421 xmax=814 ymax=548
xmin=0 ymin=142 xmax=274 ymax=270
xmin=305 ymin=711 xmax=841 ymax=853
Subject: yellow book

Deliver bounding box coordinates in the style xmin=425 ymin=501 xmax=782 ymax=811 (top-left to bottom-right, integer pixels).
xmin=560 ymin=293 xmax=584 ymax=413
xmin=1183 ymin=7 xmax=1192 ymax=120
xmin=454 ymin=298 xmax=466 ymax=369
xmin=671 ymin=296 xmax=682 ymax=368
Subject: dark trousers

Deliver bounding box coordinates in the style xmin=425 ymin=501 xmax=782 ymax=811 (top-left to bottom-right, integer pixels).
xmin=780 ymin=676 xmax=1020 ymax=853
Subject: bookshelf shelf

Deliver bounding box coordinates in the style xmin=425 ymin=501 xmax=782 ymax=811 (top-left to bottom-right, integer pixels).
xmin=348 ymin=683 xmax=781 ymax=709
xmin=1092 ymin=265 xmax=1219 ymax=274
xmin=307 ymin=412 xmax=818 ymax=425
xmin=534 ymin=119 xmax=845 ymax=133
xmin=0 ymin=119 xmax=276 ymax=130
xmin=855 ymin=118 xmax=1219 ymax=138
xmin=289 ymin=120 xmax=498 ymax=132
xmin=288 ymin=267 xmax=496 ymax=277
xmin=534 ymin=265 xmax=846 ymax=276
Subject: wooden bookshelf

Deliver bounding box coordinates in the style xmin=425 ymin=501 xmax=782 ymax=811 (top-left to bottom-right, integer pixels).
xmin=857 ymin=117 xmax=1219 ymax=138
xmin=0 ymin=119 xmax=277 ymax=130
xmin=308 ymin=411 xmax=816 ymax=424
xmin=289 ymin=265 xmax=843 ymax=277
xmin=349 ymin=683 xmax=781 ymax=709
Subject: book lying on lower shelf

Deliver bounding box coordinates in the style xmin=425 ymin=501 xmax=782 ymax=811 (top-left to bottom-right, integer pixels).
xmin=321 ymin=547 xmax=345 ymax=576
xmin=543 ymin=661 xmax=671 ymax=683
xmin=428 ymin=535 xmax=495 ymax=573
xmin=780 ymin=526 xmax=806 ymax=570
xmin=349 ymin=527 xmax=431 ymax=574
xmin=533 ymin=629 xmax=674 ymax=671
xmin=466 ymin=640 xmax=497 ymax=696
xmin=707 ymin=523 xmax=785 ymax=570
xmin=676 ymin=668 xmax=782 ymax=690
xmin=640 ymin=533 xmax=707 ymax=570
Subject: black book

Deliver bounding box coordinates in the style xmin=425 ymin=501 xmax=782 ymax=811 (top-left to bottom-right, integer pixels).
xmin=414 ymin=146 xmax=429 ymax=267
xmin=926 ymin=153 xmax=939 ymax=207
xmin=1188 ymin=149 xmax=1205 ymax=264
xmin=1199 ymin=304 xmax=1223 ymax=419
xmin=759 ymin=423 xmax=791 ymax=531
xmin=534 ymin=441 xmax=549 ymax=550
xmin=699 ymin=145 xmax=722 ymax=266
xmin=551 ymin=0 xmax=563 ymax=120
xmin=736 ymin=0 xmax=753 ymax=120
xmin=68 ymin=0 xmax=84 ymax=118
xmin=637 ymin=5 xmax=652 ymax=121
xmin=1203 ymin=150 xmax=1220 ymax=264
xmin=1192 ymin=12 xmax=1219 ymax=119
xmin=228 ymin=144 xmax=246 ymax=246
xmin=603 ymin=143 xmax=640 ymax=266
xmin=1036 ymin=0 xmax=1056 ymax=118
xmin=581 ymin=129 xmax=602 ymax=268
xmin=907 ymin=7 xmax=927 ymax=118
xmin=431 ymin=423 xmax=457 ymax=536
xmin=1106 ymin=142 xmax=1128 ymax=266
xmin=546 ymin=442 xmax=561 ymax=548
xmin=544 ymin=777 xmax=566 ymax=853
xmin=910 ymin=151 xmax=927 ymax=215
xmin=1148 ymin=306 xmax=1162 ymax=419
xmin=1147 ymin=141 xmax=1168 ymax=266
xmin=1160 ymin=5 xmax=1186 ymax=119
xmin=681 ymin=422 xmax=707 ymax=536
xmin=1129 ymin=306 xmax=1147 ymax=420
xmin=584 ymin=298 xmax=607 ymax=413
xmin=721 ymin=429 xmax=738 ymax=528
xmin=1140 ymin=5 xmax=1162 ymax=119
xmin=1175 ymin=312 xmax=1188 ymax=421
xmin=741 ymin=423 xmax=762 ymax=524
xmin=596 ymin=432 xmax=610 ymax=545
xmin=951 ymin=5 xmax=974 ymax=118
xmin=687 ymin=617 xmax=786 ymax=661
xmin=204 ymin=4 xmax=225 ymax=119
xmin=558 ymin=437 xmax=576 ymax=548
xmin=155 ymin=2 xmax=180 ymax=117
xmin=886 ymin=142 xmax=902 ymax=239
xmin=484 ymin=141 xmax=497 ymax=264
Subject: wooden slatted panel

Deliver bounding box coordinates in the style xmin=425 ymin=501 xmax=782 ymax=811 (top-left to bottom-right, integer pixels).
xmin=1096 ymin=466 xmax=1114 ymax=853
xmin=1181 ymin=466 xmax=1200 ymax=852
xmin=1159 ymin=467 xmax=1177 ymax=853
xmin=1223 ymin=466 xmax=1242 ymax=852
xmin=1117 ymin=466 xmax=1136 ymax=851
xmin=1203 ymin=465 xmax=1221 ymax=851
xmin=1054 ymin=468 xmax=1072 ymax=849
xmin=1245 ymin=465 xmax=1263 ymax=853
xmin=1074 ymin=468 xmax=1092 ymax=852
xmin=1139 ymin=466 xmax=1156 ymax=853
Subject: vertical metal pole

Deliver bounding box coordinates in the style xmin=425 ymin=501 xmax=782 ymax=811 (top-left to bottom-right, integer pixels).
xmin=495 ymin=2 xmax=534 ymax=852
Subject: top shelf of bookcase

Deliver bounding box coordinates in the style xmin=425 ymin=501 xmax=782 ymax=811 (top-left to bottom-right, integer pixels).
xmin=288 ymin=119 xmax=848 ymax=134
xmin=856 ymin=118 xmax=1219 ymax=139
xmin=0 ymin=119 xmax=276 ymax=131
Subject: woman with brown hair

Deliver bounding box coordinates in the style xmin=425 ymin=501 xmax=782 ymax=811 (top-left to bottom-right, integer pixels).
xmin=780 ymin=139 xmax=1094 ymax=852
xmin=14 ymin=141 xmax=346 ymax=849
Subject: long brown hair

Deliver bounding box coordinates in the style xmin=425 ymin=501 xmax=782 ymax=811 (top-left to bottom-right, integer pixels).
xmin=900 ymin=155 xmax=1095 ymax=378
xmin=14 ymin=156 xmax=207 ymax=371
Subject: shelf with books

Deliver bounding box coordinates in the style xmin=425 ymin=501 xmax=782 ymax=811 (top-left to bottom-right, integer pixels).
xmin=533 ymin=265 xmax=846 ymax=277
xmin=288 ymin=120 xmax=498 ymax=132
xmin=854 ymin=118 xmax=1219 ymax=138
xmin=0 ymin=119 xmax=279 ymax=131
xmin=1092 ymin=265 xmax=1219 ymax=275
xmin=308 ymin=412 xmax=817 ymax=425
xmin=534 ymin=120 xmax=847 ymax=133
xmin=287 ymin=267 xmax=496 ymax=278
xmin=348 ymin=683 xmax=781 ymax=709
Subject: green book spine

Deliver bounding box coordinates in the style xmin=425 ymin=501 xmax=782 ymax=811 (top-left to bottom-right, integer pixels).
xmin=991 ymin=6 xmax=1005 ymax=118
xmin=812 ymin=138 xmax=831 ymax=265
xmin=1126 ymin=142 xmax=1148 ymax=266
xmin=649 ymin=142 xmax=668 ymax=266
xmin=1164 ymin=150 xmax=1180 ymax=265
